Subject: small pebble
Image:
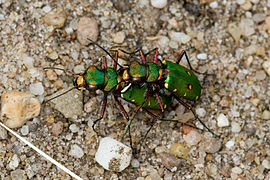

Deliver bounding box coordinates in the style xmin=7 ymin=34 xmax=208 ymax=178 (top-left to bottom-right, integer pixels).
xmin=169 ymin=32 xmax=191 ymax=44
xmin=131 ymin=159 xmax=140 ymax=168
xmin=169 ymin=143 xmax=190 ymax=159
xmin=197 ymin=53 xmax=207 ymax=60
xmin=10 ymin=169 xmax=27 ymax=180
xmin=46 ymin=69 xmax=58 ymax=81
xmin=204 ymin=138 xmax=222 ymax=153
xmin=209 ymin=1 xmax=218 ymax=8
xmin=151 ymin=0 xmax=167 ymax=8
xmin=183 ymin=130 xmax=202 ymax=146
xmin=158 ymin=36 xmax=169 ymax=47
xmin=261 ymin=110 xmax=270 ymax=120
xmin=77 ymin=17 xmax=98 ymax=45
xmin=253 ymin=13 xmax=266 ymax=23
xmin=255 ymin=70 xmax=266 ymax=80
xmin=0 ymin=14 xmax=5 ymax=20
xmin=51 ymin=121 xmax=64 ymax=136
xmin=1 ymin=91 xmax=41 ymax=128
xmin=262 ymin=159 xmax=270 ymax=169
xmin=48 ymin=51 xmax=58 ymax=60
xmin=217 ymin=113 xmax=229 ymax=127
xmin=237 ymin=0 xmax=246 ymax=5
xmin=8 ymin=154 xmax=19 ymax=170
xmin=113 ymin=31 xmax=125 ymax=44
xmin=69 ymin=144 xmax=84 ymax=158
xmin=225 ymin=140 xmax=235 ymax=148
xmin=239 ymin=18 xmax=255 ymax=36
xmin=159 ymin=152 xmax=184 ymax=171
xmin=228 ymin=23 xmax=241 ymax=43
xmin=29 ymin=82 xmax=44 ymax=96
xmin=231 ymin=166 xmax=242 ymax=174
xmin=20 ymin=125 xmax=29 ymax=136
xmin=265 ymin=16 xmax=270 ymax=32
xmin=84 ymin=97 xmax=98 ymax=113
xmin=69 ymin=124 xmax=79 ymax=133
xmin=0 ymin=126 xmax=8 ymax=139
xmin=231 ymin=122 xmax=241 ymax=133
xmin=43 ymin=7 xmax=66 ymax=28
xmin=95 ymin=137 xmax=132 ymax=172
xmin=262 ymin=60 xmax=270 ymax=76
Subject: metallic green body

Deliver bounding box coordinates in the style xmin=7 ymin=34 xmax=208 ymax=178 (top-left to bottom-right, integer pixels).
xmin=129 ymin=63 xmax=147 ymax=78
xmin=104 ymin=68 xmax=118 ymax=91
xmin=84 ymin=67 xmax=105 ymax=86
xmin=146 ymin=63 xmax=160 ymax=82
xmin=164 ymin=60 xmax=201 ymax=101
xmin=121 ymin=84 xmax=172 ymax=110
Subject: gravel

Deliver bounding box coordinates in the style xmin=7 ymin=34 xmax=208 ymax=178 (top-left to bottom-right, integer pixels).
xmin=0 ymin=0 xmax=269 ymax=179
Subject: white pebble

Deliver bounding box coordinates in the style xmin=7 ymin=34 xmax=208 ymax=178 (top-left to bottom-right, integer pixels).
xmin=263 ymin=60 xmax=270 ymax=76
xmin=217 ymin=113 xmax=229 ymax=127
xmin=42 ymin=5 xmax=52 ymax=13
xmin=8 ymin=154 xmax=19 ymax=170
xmin=69 ymin=144 xmax=84 ymax=158
xmin=113 ymin=31 xmax=125 ymax=44
xmin=95 ymin=137 xmax=132 ymax=172
xmin=29 ymin=82 xmax=44 ymax=96
xmin=74 ymin=64 xmax=85 ymax=74
xmin=237 ymin=0 xmax=246 ymax=5
xmin=151 ymin=0 xmax=167 ymax=9
xmin=262 ymin=159 xmax=270 ymax=169
xmin=209 ymin=1 xmax=218 ymax=8
xmin=197 ymin=53 xmax=207 ymax=60
xmin=183 ymin=130 xmax=202 ymax=146
xmin=196 ymin=108 xmax=206 ymax=118
xmin=225 ymin=140 xmax=235 ymax=148
xmin=169 ymin=32 xmax=191 ymax=44
xmin=158 ymin=36 xmax=169 ymax=48
xmin=231 ymin=122 xmax=241 ymax=133
xmin=21 ymin=125 xmax=29 ymax=136
xmin=69 ymin=124 xmax=79 ymax=133
xmin=231 ymin=167 xmax=242 ymax=174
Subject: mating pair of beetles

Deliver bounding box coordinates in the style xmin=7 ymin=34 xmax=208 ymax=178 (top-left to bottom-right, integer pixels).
xmin=48 ymin=39 xmax=218 ymax=139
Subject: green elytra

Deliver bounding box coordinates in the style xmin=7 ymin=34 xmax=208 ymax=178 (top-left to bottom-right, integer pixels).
xmin=163 ymin=60 xmax=201 ymax=101
xmin=121 ymin=84 xmax=171 ymax=110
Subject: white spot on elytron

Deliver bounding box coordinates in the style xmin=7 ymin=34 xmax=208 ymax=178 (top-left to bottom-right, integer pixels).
xmin=132 ymin=99 xmax=135 ymax=102
xmin=165 ymin=83 xmax=169 ymax=89
xmin=121 ymin=94 xmax=124 ymax=98
xmin=184 ymin=93 xmax=186 ymax=97
xmin=121 ymin=83 xmax=132 ymax=93
xmin=164 ymin=105 xmax=167 ymax=109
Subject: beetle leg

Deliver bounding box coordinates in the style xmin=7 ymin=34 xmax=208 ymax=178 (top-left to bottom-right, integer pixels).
xmin=92 ymin=93 xmax=108 ymax=135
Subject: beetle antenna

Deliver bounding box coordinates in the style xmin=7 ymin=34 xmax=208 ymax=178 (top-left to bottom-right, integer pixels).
xmin=87 ymin=38 xmax=124 ymax=69
xmin=43 ymin=87 xmax=76 ymax=104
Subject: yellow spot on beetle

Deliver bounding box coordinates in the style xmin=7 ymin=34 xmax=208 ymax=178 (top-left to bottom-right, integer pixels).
xmin=121 ymin=94 xmax=124 ymax=98
xmin=173 ymin=89 xmax=177 ymax=92
xmin=196 ymin=96 xmax=199 ymax=100
xmin=165 ymin=82 xmax=169 ymax=89
xmin=184 ymin=93 xmax=186 ymax=97
xmin=132 ymin=99 xmax=135 ymax=102
xmin=162 ymin=60 xmax=166 ymax=64
xmin=186 ymin=71 xmax=191 ymax=76
xmin=188 ymin=84 xmax=193 ymax=90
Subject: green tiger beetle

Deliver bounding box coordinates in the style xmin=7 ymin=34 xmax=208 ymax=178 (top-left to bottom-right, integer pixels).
xmin=104 ymin=42 xmax=218 ymax=138
xmin=45 ymin=39 xmax=220 ymax=150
